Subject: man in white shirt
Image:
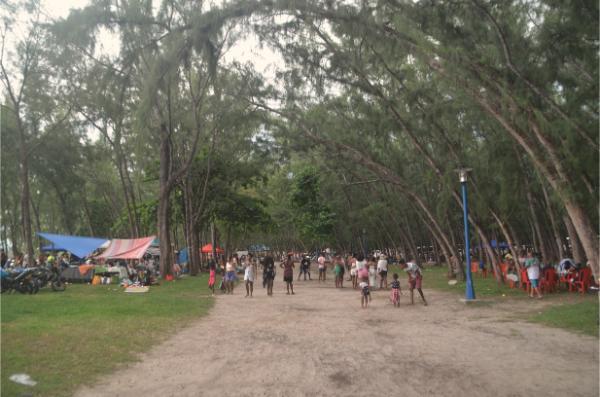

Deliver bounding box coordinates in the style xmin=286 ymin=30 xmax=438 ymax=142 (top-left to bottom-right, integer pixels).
xmin=377 ymin=255 xmax=388 ymax=289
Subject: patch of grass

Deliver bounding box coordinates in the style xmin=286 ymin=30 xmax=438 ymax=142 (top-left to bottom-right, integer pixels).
xmin=1 ymin=275 xmax=213 ymax=397
xmin=419 ymin=265 xmax=526 ymax=298
xmin=529 ymin=300 xmax=599 ymax=337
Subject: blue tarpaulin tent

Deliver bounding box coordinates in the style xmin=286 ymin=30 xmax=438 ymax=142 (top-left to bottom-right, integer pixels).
xmin=37 ymin=232 xmax=109 ymax=258
xmin=178 ymin=247 xmax=188 ymax=264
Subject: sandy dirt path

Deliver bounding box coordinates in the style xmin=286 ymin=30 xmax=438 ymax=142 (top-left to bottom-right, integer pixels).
xmin=75 ymin=269 xmax=598 ymax=397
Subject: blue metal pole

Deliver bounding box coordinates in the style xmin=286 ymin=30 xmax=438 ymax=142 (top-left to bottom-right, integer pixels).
xmin=462 ymin=181 xmax=476 ymax=300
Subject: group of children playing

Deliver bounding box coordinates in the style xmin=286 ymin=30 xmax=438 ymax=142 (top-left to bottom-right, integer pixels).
xmin=207 ymin=252 xmax=429 ymax=309
xmin=357 ymin=257 xmax=428 ymax=309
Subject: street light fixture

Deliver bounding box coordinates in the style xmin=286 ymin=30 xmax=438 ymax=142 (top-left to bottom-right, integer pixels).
xmin=456 ymin=168 xmax=476 ymax=300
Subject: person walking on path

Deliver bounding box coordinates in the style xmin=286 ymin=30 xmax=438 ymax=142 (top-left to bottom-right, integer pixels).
xmin=524 ymin=251 xmax=543 ymax=299
xmin=318 ymin=253 xmax=326 ymax=282
xmin=401 ymin=259 xmax=428 ymax=306
xmin=244 ymin=257 xmax=256 ymax=297
xmin=390 ymin=273 xmax=401 ymax=307
xmin=377 ymin=254 xmax=388 ymax=289
xmin=225 ymin=257 xmax=236 ymax=294
xmin=281 ymin=254 xmax=295 ymax=295
xmin=263 ymin=255 xmax=276 ymax=296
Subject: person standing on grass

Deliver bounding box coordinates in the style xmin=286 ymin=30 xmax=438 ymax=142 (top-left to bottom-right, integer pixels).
xmin=244 ymin=257 xmax=256 ymax=297
xmin=390 ymin=273 xmax=401 ymax=307
xmin=524 ymin=251 xmax=543 ymax=299
xmin=401 ymin=259 xmax=428 ymax=306
xmin=359 ymin=280 xmax=370 ymax=308
xmin=263 ymin=255 xmax=276 ymax=296
xmin=377 ymin=254 xmax=388 ymax=289
xmin=318 ymin=253 xmax=326 ymax=282
xmin=281 ymin=254 xmax=295 ymax=295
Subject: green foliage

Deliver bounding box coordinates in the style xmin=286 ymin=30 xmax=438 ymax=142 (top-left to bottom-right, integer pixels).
xmin=1 ymin=276 xmax=213 ymax=397
xmin=289 ymin=166 xmax=335 ymax=244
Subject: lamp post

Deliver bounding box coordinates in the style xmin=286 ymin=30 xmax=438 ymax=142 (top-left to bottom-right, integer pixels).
xmin=362 ymin=228 xmax=367 ymax=257
xmin=458 ymin=168 xmax=476 ymax=300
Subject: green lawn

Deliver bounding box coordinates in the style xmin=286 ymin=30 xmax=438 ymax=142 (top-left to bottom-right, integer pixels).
xmin=529 ymin=300 xmax=599 ymax=337
xmin=1 ymin=275 xmax=213 ymax=397
xmin=419 ymin=264 xmax=599 ymax=337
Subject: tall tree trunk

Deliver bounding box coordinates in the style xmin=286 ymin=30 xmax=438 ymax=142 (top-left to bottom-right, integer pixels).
xmin=158 ymin=124 xmax=172 ymax=277
xmin=189 ymin=225 xmax=201 ymax=275
xmin=183 ymin=179 xmax=200 ymax=275
xmin=18 ymin=136 xmax=34 ymax=264
xmin=9 ymin=212 xmax=20 ymax=258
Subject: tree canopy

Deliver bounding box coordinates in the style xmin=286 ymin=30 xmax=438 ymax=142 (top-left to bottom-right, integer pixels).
xmin=1 ymin=0 xmax=597 ymax=279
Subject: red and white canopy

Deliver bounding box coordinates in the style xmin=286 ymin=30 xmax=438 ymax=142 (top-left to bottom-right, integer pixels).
xmin=97 ymin=236 xmax=156 ymax=260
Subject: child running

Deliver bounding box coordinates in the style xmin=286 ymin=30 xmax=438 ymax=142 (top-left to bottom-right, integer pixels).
xmin=390 ymin=273 xmax=401 ymax=307
xmin=359 ymin=280 xmax=370 ymax=308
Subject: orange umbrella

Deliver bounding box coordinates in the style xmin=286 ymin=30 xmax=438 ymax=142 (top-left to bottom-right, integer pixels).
xmin=201 ymin=244 xmax=224 ymax=254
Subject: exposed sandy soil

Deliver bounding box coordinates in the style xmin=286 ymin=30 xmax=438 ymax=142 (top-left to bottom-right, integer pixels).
xmin=75 ymin=267 xmax=599 ymax=397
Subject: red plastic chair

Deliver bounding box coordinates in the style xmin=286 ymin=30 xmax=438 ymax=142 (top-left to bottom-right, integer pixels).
xmin=520 ymin=269 xmax=530 ymax=293
xmin=569 ymin=267 xmax=592 ymax=294
xmin=541 ymin=268 xmax=557 ymax=293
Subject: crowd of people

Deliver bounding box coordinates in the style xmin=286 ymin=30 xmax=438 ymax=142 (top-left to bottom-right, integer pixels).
xmin=207 ymin=251 xmax=429 ymax=308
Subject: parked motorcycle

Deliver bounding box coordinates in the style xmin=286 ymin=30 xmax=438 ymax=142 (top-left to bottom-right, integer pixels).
xmin=1 ymin=268 xmax=38 ymax=294
xmin=33 ymin=265 xmax=67 ymax=292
